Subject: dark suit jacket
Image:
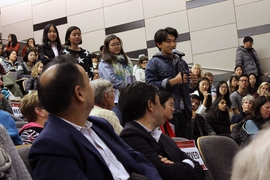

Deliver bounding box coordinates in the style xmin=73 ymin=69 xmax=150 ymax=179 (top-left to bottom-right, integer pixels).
xmin=29 ymin=114 xmax=162 ymax=180
xmin=38 ymin=44 xmax=62 ymax=66
xmin=120 ymin=121 xmax=205 ymax=180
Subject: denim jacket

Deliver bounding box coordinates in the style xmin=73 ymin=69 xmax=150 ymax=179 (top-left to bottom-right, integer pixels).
xmin=145 ymin=52 xmax=195 ymax=112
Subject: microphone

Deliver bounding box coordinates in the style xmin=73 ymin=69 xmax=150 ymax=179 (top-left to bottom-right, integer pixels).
xmin=172 ymin=49 xmax=185 ymax=57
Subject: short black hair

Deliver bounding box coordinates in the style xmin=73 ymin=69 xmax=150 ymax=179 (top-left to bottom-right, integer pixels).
xmin=157 ymin=91 xmax=173 ymax=107
xmin=154 ymin=27 xmax=178 ymax=50
xmin=243 ymin=36 xmax=253 ymax=43
xmin=118 ymin=82 xmax=158 ymax=125
xmin=65 ymin=26 xmax=82 ymax=46
xmin=190 ymin=94 xmax=200 ymax=102
xmin=23 ymin=49 xmax=37 ymax=62
xmin=37 ymin=55 xmax=84 ymax=114
xmin=238 ymin=74 xmax=249 ymax=80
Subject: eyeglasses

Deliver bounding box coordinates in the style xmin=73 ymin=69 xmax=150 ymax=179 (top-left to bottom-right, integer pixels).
xmin=239 ymin=80 xmax=248 ymax=82
xmin=142 ymin=61 xmax=148 ymax=64
xmin=110 ymin=43 xmax=120 ymax=47
xmin=220 ymin=86 xmax=228 ymax=89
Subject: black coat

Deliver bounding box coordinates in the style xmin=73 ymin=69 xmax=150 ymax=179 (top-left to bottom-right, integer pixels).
xmin=120 ymin=121 xmax=205 ymax=180
xmin=38 ymin=44 xmax=62 ymax=66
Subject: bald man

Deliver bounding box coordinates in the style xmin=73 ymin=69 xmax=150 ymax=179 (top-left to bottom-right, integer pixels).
xmin=28 ymin=55 xmax=161 ymax=180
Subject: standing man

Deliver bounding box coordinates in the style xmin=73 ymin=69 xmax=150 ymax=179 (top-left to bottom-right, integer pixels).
xmin=230 ymin=74 xmax=250 ymax=115
xmin=28 ymin=55 xmax=162 ymax=180
xmin=146 ymin=27 xmax=198 ymax=139
xmin=236 ymin=36 xmax=263 ymax=86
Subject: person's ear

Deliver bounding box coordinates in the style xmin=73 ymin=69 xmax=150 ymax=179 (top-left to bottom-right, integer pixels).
xmin=35 ymin=107 xmax=44 ymax=118
xmin=74 ymin=85 xmax=84 ymax=103
xmin=147 ymin=100 xmax=154 ymax=112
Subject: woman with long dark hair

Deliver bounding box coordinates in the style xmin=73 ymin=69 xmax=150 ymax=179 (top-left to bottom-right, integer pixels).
xmin=3 ymin=34 xmax=20 ymax=54
xmin=216 ymin=81 xmax=232 ymax=109
xmin=206 ymin=96 xmax=231 ymax=135
xmin=38 ymin=24 xmax=62 ymax=66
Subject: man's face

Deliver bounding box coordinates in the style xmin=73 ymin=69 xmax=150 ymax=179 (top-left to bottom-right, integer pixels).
xmin=191 ymin=98 xmax=200 ymax=111
xmin=156 ymin=34 xmax=176 ymax=57
xmin=238 ymin=76 xmax=249 ymax=89
xmin=153 ymin=95 xmax=164 ymax=126
xmin=244 ymin=41 xmax=253 ymax=49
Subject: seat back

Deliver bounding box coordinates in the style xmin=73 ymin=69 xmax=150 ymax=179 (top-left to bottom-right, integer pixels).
xmin=197 ymin=136 xmax=239 ymax=180
xmin=0 ymin=124 xmax=32 ymax=180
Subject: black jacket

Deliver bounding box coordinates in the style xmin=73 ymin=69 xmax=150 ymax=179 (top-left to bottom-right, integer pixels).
xmin=120 ymin=121 xmax=205 ymax=180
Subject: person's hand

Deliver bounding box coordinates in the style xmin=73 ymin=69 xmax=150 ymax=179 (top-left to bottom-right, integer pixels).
xmin=44 ymin=55 xmax=49 ymax=59
xmin=189 ymin=71 xmax=198 ymax=84
xmin=202 ymin=91 xmax=210 ymax=99
xmin=174 ymin=72 xmax=183 ymax=84
xmin=159 ymin=155 xmax=174 ymax=164
xmin=183 ymin=73 xmax=188 ymax=83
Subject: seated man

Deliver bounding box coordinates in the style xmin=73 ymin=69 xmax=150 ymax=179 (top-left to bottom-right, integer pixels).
xmin=28 ymin=55 xmax=162 ymax=180
xmin=90 ymin=78 xmax=123 ymax=135
xmin=19 ymin=90 xmax=48 ymax=144
xmin=119 ymin=82 xmax=205 ymax=180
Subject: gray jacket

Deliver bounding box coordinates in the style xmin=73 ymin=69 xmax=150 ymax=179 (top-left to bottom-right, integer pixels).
xmin=235 ymin=46 xmax=263 ymax=76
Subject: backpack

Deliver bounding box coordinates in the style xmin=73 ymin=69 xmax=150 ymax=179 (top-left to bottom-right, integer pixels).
xmin=230 ymin=119 xmax=251 ymax=146
xmin=0 ymin=147 xmax=12 ymax=180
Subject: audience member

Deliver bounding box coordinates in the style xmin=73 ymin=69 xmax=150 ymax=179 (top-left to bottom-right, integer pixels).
xmin=231 ymin=123 xmax=270 ymax=180
xmin=119 ymin=82 xmax=205 ymax=180
xmin=192 ymin=77 xmax=212 ymax=116
xmin=0 ymin=110 xmax=22 ymax=145
xmin=21 ymin=38 xmax=37 ymax=57
xmin=1 ymin=50 xmax=19 ymax=72
xmin=206 ymin=96 xmax=231 ymax=136
xmin=38 ymin=24 xmax=62 ymax=66
xmin=231 ymin=95 xmax=255 ymax=124
xmin=61 ymin=26 xmax=93 ymax=78
xmin=98 ymin=35 xmax=136 ymax=123
xmin=0 ymin=86 xmax=13 ymax=114
xmin=0 ymin=74 xmax=22 ymax=98
xmin=145 ymin=27 xmax=198 ymax=139
xmin=247 ymin=73 xmax=258 ymax=95
xmin=19 ymin=91 xmax=48 ymax=144
xmin=92 ymin=68 xmax=100 ymax=80
xmin=236 ymin=36 xmax=263 ymax=86
xmin=17 ymin=49 xmax=37 ymax=79
xmin=89 ymin=78 xmax=123 ymax=135
xmin=0 ymin=44 xmax=5 ymax=59
xmin=25 ymin=61 xmax=43 ymax=93
xmin=233 ymin=65 xmax=244 ymax=78
xmin=28 ymin=55 xmax=161 ymax=179
xmin=157 ymin=91 xmax=175 ymax=137
xmin=91 ymin=53 xmax=99 ymax=69
xmin=230 ymin=74 xmax=249 ymax=114
xmin=190 ymin=94 xmax=210 ymax=141
xmin=3 ymin=34 xmax=20 ymax=54
xmin=204 ymin=72 xmax=216 ymax=98
xmin=191 ymin=64 xmax=203 ymax=79
xmin=228 ymin=75 xmax=238 ymax=94
xmin=253 ymin=82 xmax=270 ymax=99
xmin=215 ymin=81 xmax=232 ymax=108
xmin=135 ymin=55 xmax=148 ymax=82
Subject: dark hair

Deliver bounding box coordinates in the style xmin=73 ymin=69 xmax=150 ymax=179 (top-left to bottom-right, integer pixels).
xmin=27 ymin=38 xmax=36 ymax=47
xmin=243 ymin=36 xmax=253 ymax=43
xmin=238 ymin=74 xmax=249 ymax=81
xmin=246 ymin=96 xmax=270 ymax=129
xmin=234 ymin=65 xmax=244 ymax=74
xmin=23 ymin=49 xmax=37 ymax=62
xmin=208 ymin=96 xmax=230 ymax=124
xmin=198 ymin=77 xmax=212 ymax=110
xmin=7 ymin=34 xmax=18 ymax=48
xmin=216 ymin=81 xmax=231 ymax=108
xmin=64 ymin=26 xmax=82 ymax=46
xmin=6 ymin=50 xmax=17 ymax=60
xmin=37 ymin=55 xmax=84 ymax=114
xmin=229 ymin=75 xmax=239 ymax=93
xmin=139 ymin=55 xmax=148 ymax=64
xmin=154 ymin=27 xmax=178 ymax=51
xmin=42 ymin=24 xmax=62 ymax=51
xmin=157 ymin=91 xmax=173 ymax=107
xmin=119 ymin=82 xmax=158 ymax=125
xmin=100 ymin=45 xmax=104 ymax=52
xmin=190 ymin=94 xmax=201 ymax=102
xmin=102 ymin=35 xmax=128 ymax=65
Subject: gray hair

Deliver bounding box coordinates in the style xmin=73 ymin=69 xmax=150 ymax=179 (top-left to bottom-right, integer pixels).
xmin=242 ymin=94 xmax=255 ymax=104
xmin=90 ymin=78 xmax=113 ymax=103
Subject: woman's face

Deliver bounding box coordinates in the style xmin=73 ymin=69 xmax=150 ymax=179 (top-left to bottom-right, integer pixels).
xmin=140 ymin=60 xmax=148 ymax=69
xmin=218 ymin=99 xmax=227 ymax=111
xmin=192 ymin=67 xmax=200 ymax=77
xmin=199 ymin=80 xmax=209 ymax=93
xmin=249 ymin=75 xmax=256 ymax=87
xmin=7 ymin=35 xmax=11 ymax=42
xmin=68 ymin=29 xmax=82 ymax=45
xmin=9 ymin=51 xmax=17 ymax=62
xmin=37 ymin=64 xmax=43 ymax=74
xmin=260 ymin=85 xmax=269 ymax=94
xmin=108 ymin=38 xmax=121 ymax=55
xmin=28 ymin=52 xmax=36 ymax=63
xmin=162 ymin=97 xmax=174 ymax=122
xmin=242 ymin=100 xmax=253 ymax=113
xmin=260 ymin=101 xmax=270 ymax=119
xmin=231 ymin=77 xmax=238 ymax=87
xmin=219 ymin=83 xmax=228 ymax=95
xmin=47 ymin=26 xmax=57 ymax=43
xmin=28 ymin=39 xmax=34 ymax=47
xmin=93 ymin=69 xmax=99 ymax=80
xmin=235 ymin=67 xmax=243 ymax=76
